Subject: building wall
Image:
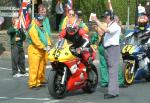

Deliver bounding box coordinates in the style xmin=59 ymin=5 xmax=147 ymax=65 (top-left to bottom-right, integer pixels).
xmin=0 ymin=0 xmax=53 ymax=56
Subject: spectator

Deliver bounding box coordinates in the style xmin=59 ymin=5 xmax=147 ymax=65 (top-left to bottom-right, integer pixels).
xmin=38 ymin=4 xmax=52 ymax=85
xmin=91 ymin=0 xmax=126 ymax=88
xmin=55 ymin=0 xmax=64 ymax=31
xmin=138 ymin=3 xmax=146 ymax=16
xmin=145 ymin=1 xmax=150 ymax=22
xmin=59 ymin=9 xmax=75 ymax=31
xmin=91 ymin=18 xmax=108 ymax=87
xmin=28 ymin=14 xmax=52 ymax=89
xmin=7 ymin=17 xmax=28 ymax=77
xmin=38 ymin=4 xmax=51 ymax=37
xmin=60 ymin=9 xmax=89 ymax=33
xmin=91 ymin=15 xmax=126 ymax=88
xmin=76 ymin=10 xmax=89 ymax=33
xmin=92 ymin=10 xmax=121 ymax=99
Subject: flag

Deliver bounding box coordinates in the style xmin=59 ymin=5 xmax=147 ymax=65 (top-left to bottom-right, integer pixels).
xmin=67 ymin=0 xmax=73 ymax=9
xmin=18 ymin=0 xmax=31 ymax=30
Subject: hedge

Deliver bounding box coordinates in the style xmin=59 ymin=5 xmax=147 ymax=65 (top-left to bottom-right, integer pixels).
xmin=51 ymin=0 xmax=147 ymax=25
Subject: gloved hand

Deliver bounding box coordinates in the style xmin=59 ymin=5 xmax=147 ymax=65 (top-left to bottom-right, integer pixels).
xmin=44 ymin=46 xmax=51 ymax=52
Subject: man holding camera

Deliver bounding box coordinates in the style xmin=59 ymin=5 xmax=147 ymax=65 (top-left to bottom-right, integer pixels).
xmin=92 ymin=10 xmax=121 ymax=99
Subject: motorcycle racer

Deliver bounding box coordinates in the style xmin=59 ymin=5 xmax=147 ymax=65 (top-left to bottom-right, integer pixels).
xmin=58 ymin=16 xmax=95 ymax=65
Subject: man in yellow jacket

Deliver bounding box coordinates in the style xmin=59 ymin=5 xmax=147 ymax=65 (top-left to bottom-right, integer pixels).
xmin=28 ymin=14 xmax=51 ymax=89
xmin=38 ymin=4 xmax=52 ymax=85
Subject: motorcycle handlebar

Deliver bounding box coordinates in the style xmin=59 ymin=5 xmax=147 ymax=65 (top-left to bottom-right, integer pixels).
xmin=70 ymin=47 xmax=90 ymax=56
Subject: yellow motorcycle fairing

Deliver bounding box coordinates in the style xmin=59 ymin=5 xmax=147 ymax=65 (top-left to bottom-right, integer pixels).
xmin=122 ymin=44 xmax=135 ymax=54
xmin=48 ymin=45 xmax=76 ymax=62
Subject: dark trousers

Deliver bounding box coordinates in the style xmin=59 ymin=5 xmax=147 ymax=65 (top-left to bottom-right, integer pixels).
xmin=56 ymin=14 xmax=63 ymax=31
xmin=11 ymin=45 xmax=26 ymax=75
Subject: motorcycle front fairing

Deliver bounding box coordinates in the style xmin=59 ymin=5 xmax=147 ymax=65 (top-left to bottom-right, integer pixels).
xmin=48 ymin=41 xmax=88 ymax=91
xmin=48 ymin=45 xmax=77 ymax=62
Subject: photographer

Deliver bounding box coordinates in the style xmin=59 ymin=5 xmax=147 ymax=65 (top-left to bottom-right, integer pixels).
xmin=92 ymin=10 xmax=121 ymax=99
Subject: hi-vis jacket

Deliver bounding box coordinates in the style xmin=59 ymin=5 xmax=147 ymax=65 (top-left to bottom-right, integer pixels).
xmin=28 ymin=19 xmax=51 ymax=49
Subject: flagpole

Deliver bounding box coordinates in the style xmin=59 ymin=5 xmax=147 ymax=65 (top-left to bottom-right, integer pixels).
xmin=67 ymin=0 xmax=73 ymax=9
xmin=32 ymin=0 xmax=34 ymax=18
xmin=108 ymin=0 xmax=113 ymax=12
xmin=127 ymin=0 xmax=130 ymax=29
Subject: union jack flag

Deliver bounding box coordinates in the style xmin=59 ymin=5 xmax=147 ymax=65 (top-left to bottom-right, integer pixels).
xmin=67 ymin=0 xmax=73 ymax=9
xmin=18 ymin=0 xmax=31 ymax=30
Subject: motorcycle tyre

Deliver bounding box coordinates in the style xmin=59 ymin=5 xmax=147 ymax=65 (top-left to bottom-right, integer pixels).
xmin=48 ymin=70 xmax=67 ymax=99
xmin=124 ymin=62 xmax=134 ymax=85
xmin=82 ymin=65 xmax=98 ymax=93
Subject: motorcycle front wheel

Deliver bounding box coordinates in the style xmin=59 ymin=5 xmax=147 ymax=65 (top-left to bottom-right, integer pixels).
xmin=48 ymin=70 xmax=67 ymax=99
xmin=82 ymin=64 xmax=98 ymax=93
xmin=124 ymin=61 xmax=135 ymax=85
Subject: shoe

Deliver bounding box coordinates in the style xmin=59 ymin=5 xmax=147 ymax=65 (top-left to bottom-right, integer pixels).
xmin=41 ymin=81 xmax=48 ymax=85
xmin=104 ymin=94 xmax=119 ymax=99
xmin=21 ymin=73 xmax=29 ymax=77
xmin=13 ymin=73 xmax=23 ymax=77
xmin=40 ymin=81 xmax=48 ymax=87
xmin=119 ymin=84 xmax=128 ymax=88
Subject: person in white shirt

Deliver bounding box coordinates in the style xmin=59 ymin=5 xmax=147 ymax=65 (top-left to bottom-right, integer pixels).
xmin=138 ymin=3 xmax=146 ymax=15
xmin=55 ymin=0 xmax=64 ymax=31
xmin=92 ymin=10 xmax=121 ymax=99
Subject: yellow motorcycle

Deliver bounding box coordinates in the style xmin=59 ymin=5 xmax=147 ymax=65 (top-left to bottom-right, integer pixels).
xmin=47 ymin=40 xmax=98 ymax=99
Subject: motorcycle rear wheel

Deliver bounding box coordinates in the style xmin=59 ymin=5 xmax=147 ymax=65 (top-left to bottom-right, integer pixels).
xmin=82 ymin=65 xmax=98 ymax=93
xmin=48 ymin=70 xmax=67 ymax=99
xmin=124 ymin=62 xmax=135 ymax=85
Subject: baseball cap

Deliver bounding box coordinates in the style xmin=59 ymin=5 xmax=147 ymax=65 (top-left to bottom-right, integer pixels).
xmin=103 ymin=10 xmax=113 ymax=17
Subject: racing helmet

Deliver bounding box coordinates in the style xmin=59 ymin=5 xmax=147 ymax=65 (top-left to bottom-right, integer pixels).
xmin=138 ymin=14 xmax=149 ymax=30
xmin=66 ymin=17 xmax=79 ymax=35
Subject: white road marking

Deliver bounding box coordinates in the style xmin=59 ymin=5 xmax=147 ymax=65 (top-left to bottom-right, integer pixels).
xmin=0 ymin=65 xmax=52 ymax=71
xmin=0 ymin=97 xmax=8 ymax=99
xmin=0 ymin=97 xmax=59 ymax=102
xmin=14 ymin=97 xmax=50 ymax=101
xmin=3 ymin=78 xmax=12 ymax=80
xmin=0 ymin=67 xmax=10 ymax=70
xmin=44 ymin=100 xmax=60 ymax=103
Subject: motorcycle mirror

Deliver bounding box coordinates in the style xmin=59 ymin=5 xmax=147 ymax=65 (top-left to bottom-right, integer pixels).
xmin=125 ymin=32 xmax=134 ymax=38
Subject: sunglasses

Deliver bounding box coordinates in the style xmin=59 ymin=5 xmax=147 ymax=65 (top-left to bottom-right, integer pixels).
xmin=69 ymin=13 xmax=74 ymax=16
